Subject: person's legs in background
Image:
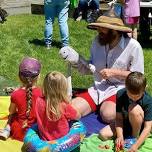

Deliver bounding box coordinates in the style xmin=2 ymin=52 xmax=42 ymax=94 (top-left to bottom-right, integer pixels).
xmin=76 ymin=0 xmax=88 ymax=21
xmin=89 ymin=0 xmax=99 ymax=10
xmin=57 ymin=1 xmax=70 ymax=47
xmin=44 ymin=1 xmax=56 ymax=49
xmin=127 ymin=24 xmax=138 ymax=40
xmin=87 ymin=0 xmax=100 ymax=23
xmin=130 ymin=24 xmax=138 ymax=40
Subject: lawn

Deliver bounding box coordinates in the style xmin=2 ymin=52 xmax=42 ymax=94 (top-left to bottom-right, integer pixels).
xmin=0 ymin=14 xmax=152 ymax=95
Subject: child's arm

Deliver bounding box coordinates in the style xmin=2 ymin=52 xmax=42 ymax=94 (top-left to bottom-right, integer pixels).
xmin=116 ymin=112 xmax=123 ymax=138
xmin=115 ymin=112 xmax=124 ymax=151
xmin=1 ymin=102 xmax=17 ymax=127
xmin=128 ymin=121 xmax=152 ymax=152
xmin=7 ymin=102 xmax=16 ymax=125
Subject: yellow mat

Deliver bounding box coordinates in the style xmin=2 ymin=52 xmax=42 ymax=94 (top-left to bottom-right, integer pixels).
xmin=0 ymin=96 xmax=10 ymax=120
xmin=0 ymin=96 xmax=22 ymax=152
xmin=1 ymin=96 xmax=152 ymax=152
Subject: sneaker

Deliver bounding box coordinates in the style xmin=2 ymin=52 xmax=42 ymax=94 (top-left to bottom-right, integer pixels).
xmin=46 ymin=44 xmax=51 ymax=50
xmin=0 ymin=125 xmax=10 ymax=140
xmin=76 ymin=15 xmax=82 ymax=21
xmin=124 ymin=137 xmax=137 ymax=150
xmin=76 ymin=11 xmax=83 ymax=21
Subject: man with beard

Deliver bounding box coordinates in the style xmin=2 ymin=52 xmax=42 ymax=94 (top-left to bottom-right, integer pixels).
xmin=60 ymin=10 xmax=144 ymax=123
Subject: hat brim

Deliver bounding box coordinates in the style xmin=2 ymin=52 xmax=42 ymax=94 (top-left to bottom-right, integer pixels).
xmin=87 ymin=22 xmax=132 ymax=33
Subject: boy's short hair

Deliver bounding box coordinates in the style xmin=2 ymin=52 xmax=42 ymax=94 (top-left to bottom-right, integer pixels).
xmin=125 ymin=72 xmax=146 ymax=94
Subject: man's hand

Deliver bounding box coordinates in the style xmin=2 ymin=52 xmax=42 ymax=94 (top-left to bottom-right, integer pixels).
xmin=59 ymin=46 xmax=79 ymax=64
xmin=99 ymin=68 xmax=115 ymax=79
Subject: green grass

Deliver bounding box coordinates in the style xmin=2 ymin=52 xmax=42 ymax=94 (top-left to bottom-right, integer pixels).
xmin=0 ymin=14 xmax=152 ymax=94
xmin=0 ymin=14 xmax=95 ymax=91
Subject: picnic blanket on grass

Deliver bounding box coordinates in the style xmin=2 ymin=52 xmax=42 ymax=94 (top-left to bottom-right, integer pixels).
xmin=1 ymin=96 xmax=152 ymax=152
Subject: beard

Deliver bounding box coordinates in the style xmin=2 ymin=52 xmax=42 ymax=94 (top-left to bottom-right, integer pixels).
xmin=98 ymin=29 xmax=118 ymax=45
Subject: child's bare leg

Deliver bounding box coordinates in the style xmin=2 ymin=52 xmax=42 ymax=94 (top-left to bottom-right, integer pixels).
xmin=99 ymin=122 xmax=116 ymax=140
xmin=127 ymin=24 xmax=138 ymax=40
xmin=132 ymin=24 xmax=138 ymax=40
xmin=128 ymin=104 xmax=144 ymax=137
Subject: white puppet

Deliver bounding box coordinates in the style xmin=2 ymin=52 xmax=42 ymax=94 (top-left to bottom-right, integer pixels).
xmin=59 ymin=46 xmax=101 ymax=73
xmin=59 ymin=46 xmax=79 ymax=65
xmin=59 ymin=46 xmax=94 ymax=71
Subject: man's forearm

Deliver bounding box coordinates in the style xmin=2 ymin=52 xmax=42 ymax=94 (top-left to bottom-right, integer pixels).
xmin=76 ymin=56 xmax=92 ymax=75
xmin=111 ymin=69 xmax=131 ymax=80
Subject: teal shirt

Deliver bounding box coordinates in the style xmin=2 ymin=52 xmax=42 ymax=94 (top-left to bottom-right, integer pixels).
xmin=116 ymin=88 xmax=152 ymax=121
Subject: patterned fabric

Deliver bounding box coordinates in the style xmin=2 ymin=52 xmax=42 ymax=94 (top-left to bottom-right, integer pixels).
xmin=22 ymin=121 xmax=86 ymax=152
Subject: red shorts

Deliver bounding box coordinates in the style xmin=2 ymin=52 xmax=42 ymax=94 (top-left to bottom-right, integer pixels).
xmin=76 ymin=90 xmax=116 ymax=111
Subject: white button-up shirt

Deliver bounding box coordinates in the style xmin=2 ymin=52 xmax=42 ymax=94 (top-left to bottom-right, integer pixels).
xmin=78 ymin=35 xmax=144 ymax=105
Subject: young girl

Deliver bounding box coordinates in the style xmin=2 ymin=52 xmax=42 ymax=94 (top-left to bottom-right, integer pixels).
xmin=0 ymin=57 xmax=42 ymax=141
xmin=122 ymin=0 xmax=140 ymax=39
xmin=35 ymin=71 xmax=80 ymax=140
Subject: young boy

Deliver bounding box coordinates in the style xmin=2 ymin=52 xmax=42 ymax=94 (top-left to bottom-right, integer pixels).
xmin=99 ymin=72 xmax=152 ymax=152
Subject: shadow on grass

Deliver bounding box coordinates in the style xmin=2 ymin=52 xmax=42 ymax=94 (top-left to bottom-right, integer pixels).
xmin=29 ymin=39 xmax=62 ymax=48
xmin=139 ymin=40 xmax=152 ymax=50
xmin=138 ymin=35 xmax=152 ymax=50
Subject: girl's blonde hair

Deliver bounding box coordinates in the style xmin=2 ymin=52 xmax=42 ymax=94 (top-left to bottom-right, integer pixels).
xmin=43 ymin=71 xmax=69 ymax=121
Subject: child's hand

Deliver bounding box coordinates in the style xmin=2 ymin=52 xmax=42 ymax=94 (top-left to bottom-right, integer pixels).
xmin=127 ymin=144 xmax=138 ymax=152
xmin=115 ymin=137 xmax=124 ymax=151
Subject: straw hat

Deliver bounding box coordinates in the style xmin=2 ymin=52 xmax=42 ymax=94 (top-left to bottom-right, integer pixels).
xmin=87 ymin=9 xmax=132 ymax=33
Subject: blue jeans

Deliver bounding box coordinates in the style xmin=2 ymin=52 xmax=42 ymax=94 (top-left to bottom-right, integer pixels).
xmin=44 ymin=0 xmax=70 ymax=46
xmin=78 ymin=0 xmax=99 ymax=11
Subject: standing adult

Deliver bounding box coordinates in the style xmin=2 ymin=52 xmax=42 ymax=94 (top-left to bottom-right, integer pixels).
xmin=60 ymin=10 xmax=144 ymax=123
xmin=44 ymin=0 xmax=70 ymax=49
